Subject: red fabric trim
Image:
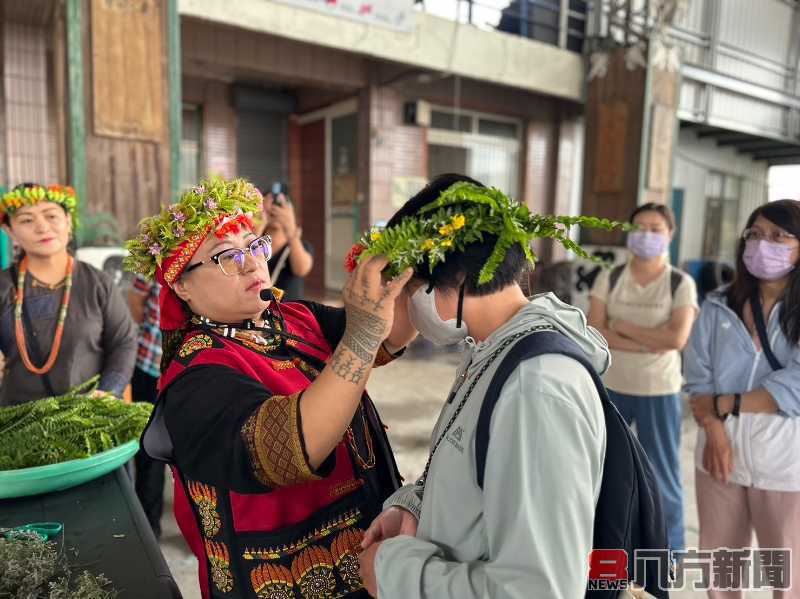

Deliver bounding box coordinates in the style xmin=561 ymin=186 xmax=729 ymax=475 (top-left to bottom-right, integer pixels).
xmin=172 ymin=468 xmax=212 ymax=599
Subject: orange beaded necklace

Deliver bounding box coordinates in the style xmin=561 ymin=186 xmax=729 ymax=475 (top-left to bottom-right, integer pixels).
xmin=14 ymin=255 xmax=74 ymax=374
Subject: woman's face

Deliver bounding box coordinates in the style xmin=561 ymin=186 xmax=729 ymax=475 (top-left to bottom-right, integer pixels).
xmin=173 ymin=228 xmax=273 ymax=323
xmin=632 ymin=210 xmax=673 ymax=240
xmin=748 ymin=214 xmax=800 ymax=266
xmin=4 ymin=202 xmax=72 ymax=258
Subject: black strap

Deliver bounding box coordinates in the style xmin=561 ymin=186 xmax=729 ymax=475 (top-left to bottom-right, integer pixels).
xmin=751 ymin=290 xmax=783 ymax=371
xmin=9 ymin=266 xmax=57 ymax=397
xmin=475 ymin=330 xmax=610 ymax=489
xmin=608 ymin=264 xmax=625 ymax=295
xmin=669 ymin=269 xmax=682 ymax=298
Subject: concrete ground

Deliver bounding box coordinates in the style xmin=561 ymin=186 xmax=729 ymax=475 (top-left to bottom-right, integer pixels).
xmin=158 ymin=342 xmax=771 ymax=599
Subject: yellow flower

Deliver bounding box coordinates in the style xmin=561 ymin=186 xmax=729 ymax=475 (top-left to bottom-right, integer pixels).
xmin=439 ymin=224 xmax=454 ymax=236
xmin=421 ymin=239 xmax=435 ymax=251
xmin=440 ymin=239 xmax=453 ymax=248
xmin=370 ymin=230 xmax=382 ymax=241
xmin=452 ymin=214 xmax=466 ymax=230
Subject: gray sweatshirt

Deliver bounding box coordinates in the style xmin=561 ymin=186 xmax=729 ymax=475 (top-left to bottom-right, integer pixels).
xmin=376 ymin=293 xmax=609 ymax=599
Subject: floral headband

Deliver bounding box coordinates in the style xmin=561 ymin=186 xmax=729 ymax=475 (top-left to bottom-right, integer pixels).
xmin=124 ymin=176 xmax=263 ymax=331
xmin=345 ymin=181 xmax=625 ymax=285
xmin=0 ymin=185 xmax=79 ymax=227
xmin=124 ymin=176 xmax=262 ymax=284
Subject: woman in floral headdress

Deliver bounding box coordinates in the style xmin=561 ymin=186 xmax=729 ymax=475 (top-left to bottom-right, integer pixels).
xmin=126 ymin=176 xmax=415 ymax=599
xmin=0 ymin=182 xmax=137 ymax=405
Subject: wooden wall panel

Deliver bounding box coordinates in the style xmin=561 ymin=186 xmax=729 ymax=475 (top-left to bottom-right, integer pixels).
xmin=82 ymin=0 xmax=169 ymax=238
xmin=91 ymin=0 xmax=164 ymax=141
xmin=581 ymin=48 xmax=647 ymax=245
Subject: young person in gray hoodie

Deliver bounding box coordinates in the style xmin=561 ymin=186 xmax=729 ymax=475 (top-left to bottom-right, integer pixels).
xmin=358 ymin=174 xmax=610 ymax=599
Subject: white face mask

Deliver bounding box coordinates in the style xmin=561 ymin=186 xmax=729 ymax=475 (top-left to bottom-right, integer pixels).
xmin=407 ymin=285 xmax=469 ymax=346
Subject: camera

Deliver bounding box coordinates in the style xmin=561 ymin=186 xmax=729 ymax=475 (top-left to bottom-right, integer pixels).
xmin=271 ymin=182 xmax=289 ymax=206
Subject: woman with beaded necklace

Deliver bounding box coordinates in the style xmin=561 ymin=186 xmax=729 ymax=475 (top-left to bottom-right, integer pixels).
xmin=126 ymin=176 xmax=414 ymax=599
xmin=0 ymin=183 xmax=137 ymax=406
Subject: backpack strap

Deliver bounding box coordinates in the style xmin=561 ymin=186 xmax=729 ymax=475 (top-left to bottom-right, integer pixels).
xmin=475 ymin=330 xmax=609 ymax=489
xmin=608 ymin=264 xmax=625 ymax=296
xmin=669 ymin=268 xmax=682 ymax=299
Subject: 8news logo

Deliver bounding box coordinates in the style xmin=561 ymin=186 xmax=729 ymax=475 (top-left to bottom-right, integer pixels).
xmin=587 ymin=548 xmax=792 ymax=594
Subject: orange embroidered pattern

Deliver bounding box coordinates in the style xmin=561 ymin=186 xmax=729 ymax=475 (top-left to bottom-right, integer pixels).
xmin=205 ymin=539 xmax=234 ymax=593
xmin=293 ymin=358 xmax=320 ymax=379
xmin=179 ymin=334 xmax=214 ymax=359
xmin=328 ymin=479 xmax=364 ymax=499
xmin=250 ymin=563 xmax=294 ymax=598
xmin=164 ymin=230 xmax=207 ymax=284
xmin=188 ymin=481 xmax=221 ymax=537
xmin=269 ymin=359 xmax=296 ymax=372
xmin=242 ymin=509 xmax=362 ymax=561
xmin=331 ymin=528 xmax=366 ymax=591
xmin=291 ymin=546 xmax=336 ymax=598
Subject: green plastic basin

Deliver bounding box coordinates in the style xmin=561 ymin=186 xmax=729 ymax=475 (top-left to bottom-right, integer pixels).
xmin=0 ymin=440 xmax=139 ymax=499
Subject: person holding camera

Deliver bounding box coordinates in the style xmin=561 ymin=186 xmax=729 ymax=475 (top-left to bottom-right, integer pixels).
xmin=259 ymin=184 xmax=314 ymax=301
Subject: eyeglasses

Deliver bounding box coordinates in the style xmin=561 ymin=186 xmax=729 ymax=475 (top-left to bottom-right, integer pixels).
xmin=184 ymin=235 xmax=272 ymax=277
xmin=742 ymin=228 xmax=798 ymax=244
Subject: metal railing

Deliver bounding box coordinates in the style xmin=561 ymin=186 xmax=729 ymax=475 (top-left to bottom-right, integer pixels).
xmin=414 ymin=0 xmax=588 ymax=53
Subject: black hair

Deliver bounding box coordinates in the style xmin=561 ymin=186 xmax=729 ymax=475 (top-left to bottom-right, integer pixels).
xmin=387 ymin=173 xmax=528 ymax=295
xmin=726 ymin=199 xmax=800 ymax=345
xmin=629 ymin=202 xmax=676 ymax=231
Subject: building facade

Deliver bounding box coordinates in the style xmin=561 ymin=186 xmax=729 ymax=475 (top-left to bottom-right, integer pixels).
xmin=0 ymin=0 xmax=798 ymax=293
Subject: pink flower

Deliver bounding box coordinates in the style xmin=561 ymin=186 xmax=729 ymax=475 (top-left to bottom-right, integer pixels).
xmin=205 ymin=198 xmax=218 ymax=210
xmin=148 ymin=243 xmax=162 ymax=256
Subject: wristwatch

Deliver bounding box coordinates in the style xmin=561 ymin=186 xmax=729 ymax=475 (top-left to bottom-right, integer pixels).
xmin=732 ymin=393 xmax=742 ymax=417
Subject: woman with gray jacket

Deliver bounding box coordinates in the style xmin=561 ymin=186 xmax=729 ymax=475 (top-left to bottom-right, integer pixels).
xmin=685 ymin=199 xmax=800 ymax=599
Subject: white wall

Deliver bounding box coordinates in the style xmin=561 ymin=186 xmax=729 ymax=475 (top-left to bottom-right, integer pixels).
xmin=769 ymin=166 xmax=800 ymax=203
xmin=672 ymin=128 xmax=768 ymax=264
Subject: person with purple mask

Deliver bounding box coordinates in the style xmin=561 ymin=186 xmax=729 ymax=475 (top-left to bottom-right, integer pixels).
xmin=588 ymin=203 xmax=698 ymax=552
xmin=685 ymin=200 xmax=800 ymax=599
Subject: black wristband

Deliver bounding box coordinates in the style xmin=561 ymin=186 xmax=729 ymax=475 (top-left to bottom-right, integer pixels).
xmin=732 ymin=393 xmax=742 ymax=417
xmin=713 ymin=394 xmax=727 ymax=421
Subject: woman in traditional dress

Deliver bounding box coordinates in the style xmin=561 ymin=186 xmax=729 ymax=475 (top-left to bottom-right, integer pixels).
xmin=0 ymin=182 xmax=137 ymax=405
xmin=126 ymin=176 xmax=414 ymax=599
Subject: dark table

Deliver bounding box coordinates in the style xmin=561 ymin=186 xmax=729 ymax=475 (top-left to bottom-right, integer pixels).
xmin=0 ymin=467 xmax=182 ymax=599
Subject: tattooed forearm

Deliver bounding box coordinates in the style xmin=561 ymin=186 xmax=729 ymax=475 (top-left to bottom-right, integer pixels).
xmin=330 ymin=347 xmax=369 ymax=385
xmin=341 ymin=305 xmax=385 ymax=362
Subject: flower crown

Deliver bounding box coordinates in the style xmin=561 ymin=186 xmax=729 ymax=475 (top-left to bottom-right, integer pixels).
xmin=346 ymin=181 xmax=625 ymax=285
xmin=0 ymin=185 xmax=79 ymax=226
xmin=124 ymin=176 xmax=262 ymax=281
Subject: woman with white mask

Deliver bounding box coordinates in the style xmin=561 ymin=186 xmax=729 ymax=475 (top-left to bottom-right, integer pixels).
xmin=685 ymin=200 xmax=800 ymax=599
xmin=588 ymin=203 xmax=699 ymax=552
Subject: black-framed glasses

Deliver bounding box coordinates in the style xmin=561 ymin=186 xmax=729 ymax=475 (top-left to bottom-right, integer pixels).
xmin=184 ymin=235 xmax=272 ymax=277
xmin=742 ymin=228 xmax=798 ymax=244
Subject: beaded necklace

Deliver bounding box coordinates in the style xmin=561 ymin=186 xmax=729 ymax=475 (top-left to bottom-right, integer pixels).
xmin=15 ymin=255 xmax=74 ymax=375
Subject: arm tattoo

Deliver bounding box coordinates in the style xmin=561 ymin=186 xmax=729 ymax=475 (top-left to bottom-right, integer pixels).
xmin=341 ymin=305 xmax=385 ymax=362
xmin=330 ymin=347 xmax=369 ymax=385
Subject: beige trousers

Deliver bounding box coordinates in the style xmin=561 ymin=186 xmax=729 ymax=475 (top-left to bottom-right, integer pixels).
xmin=696 ymin=469 xmax=800 ymax=599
